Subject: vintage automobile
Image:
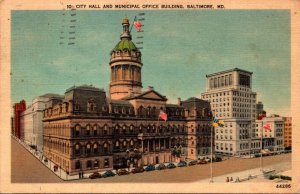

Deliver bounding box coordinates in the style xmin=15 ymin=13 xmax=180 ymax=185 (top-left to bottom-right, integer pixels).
xmin=156 ymin=163 xmax=166 ymax=170
xmin=89 ymin=172 xmax=101 ymax=179
xmin=188 ymin=160 xmax=198 ymax=166
xmin=177 ymin=161 xmax=187 ymax=167
xmin=131 ymin=167 xmax=145 ymax=174
xmin=102 ymin=170 xmax=116 ymax=178
xmin=145 ymin=164 xmax=156 ymax=171
xmin=117 ymin=169 xmax=130 ymax=176
xmin=166 ymin=163 xmax=176 ymax=169
xmin=198 ymin=160 xmax=208 ymax=164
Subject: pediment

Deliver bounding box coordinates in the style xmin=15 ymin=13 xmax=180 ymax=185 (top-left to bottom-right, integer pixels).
xmin=126 ymin=90 xmax=167 ymax=101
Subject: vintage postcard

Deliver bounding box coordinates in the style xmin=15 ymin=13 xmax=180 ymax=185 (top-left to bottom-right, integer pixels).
xmin=0 ymin=0 xmax=299 ymax=193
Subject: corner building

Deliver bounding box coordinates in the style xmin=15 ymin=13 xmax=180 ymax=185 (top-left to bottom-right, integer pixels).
xmin=43 ymin=17 xmax=213 ymax=176
xmin=201 ymin=68 xmax=257 ymax=156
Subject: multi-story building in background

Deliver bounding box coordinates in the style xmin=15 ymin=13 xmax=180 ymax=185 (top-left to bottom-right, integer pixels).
xmin=201 ymin=68 xmax=258 ymax=156
xmin=283 ymin=117 xmax=292 ymax=150
xmin=13 ymin=100 xmax=26 ymax=139
xmin=19 ymin=94 xmax=62 ymax=152
xmin=256 ymin=101 xmax=264 ymax=119
xmin=255 ymin=116 xmax=284 ymax=153
xmin=42 ymin=17 xmax=213 ymax=176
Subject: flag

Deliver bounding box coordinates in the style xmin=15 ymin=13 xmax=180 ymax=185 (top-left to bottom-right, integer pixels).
xmin=132 ymin=16 xmax=142 ymax=31
xmin=133 ymin=20 xmax=142 ymax=31
xmin=263 ymin=123 xmax=271 ymax=131
xmin=159 ymin=110 xmax=167 ymax=121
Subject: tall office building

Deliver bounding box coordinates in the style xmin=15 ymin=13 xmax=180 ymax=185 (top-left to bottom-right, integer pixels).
xmin=201 ymin=68 xmax=257 ymax=156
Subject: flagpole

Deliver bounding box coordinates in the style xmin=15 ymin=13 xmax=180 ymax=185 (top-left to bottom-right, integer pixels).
xmin=260 ymin=126 xmax=263 ymax=172
xmin=130 ymin=16 xmax=136 ymax=32
xmin=210 ymin=124 xmax=214 ymax=183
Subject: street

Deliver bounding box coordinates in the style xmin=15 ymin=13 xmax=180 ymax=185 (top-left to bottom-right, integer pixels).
xmin=11 ymin=137 xmax=291 ymax=183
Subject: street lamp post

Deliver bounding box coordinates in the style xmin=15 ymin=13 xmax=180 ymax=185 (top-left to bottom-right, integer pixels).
xmin=260 ymin=128 xmax=263 ymax=172
xmin=210 ymin=125 xmax=214 ymax=183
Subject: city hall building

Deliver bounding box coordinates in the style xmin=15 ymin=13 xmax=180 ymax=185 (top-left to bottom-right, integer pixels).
xmin=43 ymin=17 xmax=213 ymax=175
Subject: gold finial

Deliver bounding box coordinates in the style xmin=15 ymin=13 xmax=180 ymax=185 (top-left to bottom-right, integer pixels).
xmin=122 ymin=16 xmax=129 ymax=24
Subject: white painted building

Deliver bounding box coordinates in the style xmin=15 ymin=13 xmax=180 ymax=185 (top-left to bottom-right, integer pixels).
xmin=201 ymin=68 xmax=258 ymax=156
xmin=255 ymin=116 xmax=284 ymax=153
xmin=20 ymin=94 xmax=62 ymax=152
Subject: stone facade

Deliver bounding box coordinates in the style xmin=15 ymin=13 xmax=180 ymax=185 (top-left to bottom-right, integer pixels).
xmin=42 ymin=17 xmax=213 ymax=176
xmin=19 ymin=94 xmax=62 ymax=152
xmin=201 ymin=68 xmax=257 ymax=156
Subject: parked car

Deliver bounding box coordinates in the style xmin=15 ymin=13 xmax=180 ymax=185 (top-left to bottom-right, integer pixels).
xmin=214 ymin=157 xmax=222 ymax=162
xmin=156 ymin=163 xmax=166 ymax=170
xmin=188 ymin=160 xmax=197 ymax=166
xmin=131 ymin=167 xmax=144 ymax=174
xmin=166 ymin=163 xmax=176 ymax=169
xmin=102 ymin=170 xmax=116 ymax=178
xmin=198 ymin=160 xmax=208 ymax=165
xmin=89 ymin=172 xmax=101 ymax=179
xmin=117 ymin=169 xmax=130 ymax=176
xmin=145 ymin=164 xmax=156 ymax=171
xmin=177 ymin=161 xmax=187 ymax=167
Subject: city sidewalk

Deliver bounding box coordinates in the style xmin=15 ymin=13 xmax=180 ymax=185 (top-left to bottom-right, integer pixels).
xmin=198 ymin=161 xmax=291 ymax=183
xmin=12 ymin=135 xmax=80 ymax=181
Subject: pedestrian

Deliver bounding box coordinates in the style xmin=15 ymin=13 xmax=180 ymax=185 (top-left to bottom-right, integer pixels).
xmin=226 ymin=177 xmax=229 ymax=182
xmin=230 ymin=177 xmax=233 ymax=182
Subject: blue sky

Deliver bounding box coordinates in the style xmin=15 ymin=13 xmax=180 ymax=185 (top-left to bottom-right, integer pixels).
xmin=11 ymin=10 xmax=291 ymax=116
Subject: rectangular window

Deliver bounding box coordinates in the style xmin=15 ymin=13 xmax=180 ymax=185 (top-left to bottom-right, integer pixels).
xmin=225 ymin=75 xmax=229 ymax=86
xmin=229 ymin=74 xmax=232 ymax=85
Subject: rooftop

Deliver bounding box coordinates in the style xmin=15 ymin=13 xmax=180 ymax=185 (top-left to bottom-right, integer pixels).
xmin=206 ymin=68 xmax=253 ymax=77
xmin=65 ymin=85 xmax=104 ymax=93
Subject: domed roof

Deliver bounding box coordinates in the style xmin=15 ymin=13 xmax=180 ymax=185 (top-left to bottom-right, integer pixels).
xmin=113 ymin=39 xmax=138 ymax=51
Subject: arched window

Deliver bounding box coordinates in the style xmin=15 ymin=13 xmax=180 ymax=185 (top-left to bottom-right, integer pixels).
xmin=123 ymin=140 xmax=127 ymax=147
xmin=130 ymin=140 xmax=134 ymax=146
xmin=103 ymin=125 xmax=108 ymax=135
xmin=87 ymin=98 xmax=96 ymax=112
xmin=122 ymin=125 xmax=126 ymax=134
xmin=75 ymin=160 xmax=81 ymax=169
xmin=86 ymin=143 xmax=91 ymax=154
xmin=75 ymin=144 xmax=80 ymax=155
xmin=86 ymin=125 xmax=91 ymax=136
xmin=139 ymin=125 xmax=143 ymax=133
xmin=115 ymin=125 xmax=119 ymax=134
xmin=93 ymin=143 xmax=98 ymax=153
xmin=75 ymin=125 xmax=80 ymax=137
xmin=93 ymin=125 xmax=98 ymax=136
xmin=103 ymin=143 xmax=108 ymax=153
xmin=115 ymin=140 xmax=120 ymax=148
xmin=130 ymin=125 xmax=134 ymax=133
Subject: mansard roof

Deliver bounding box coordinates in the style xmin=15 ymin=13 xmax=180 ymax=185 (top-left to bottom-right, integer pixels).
xmin=181 ymin=97 xmax=211 ymax=109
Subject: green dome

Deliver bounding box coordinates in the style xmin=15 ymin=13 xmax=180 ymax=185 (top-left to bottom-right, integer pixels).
xmin=113 ymin=39 xmax=138 ymax=51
